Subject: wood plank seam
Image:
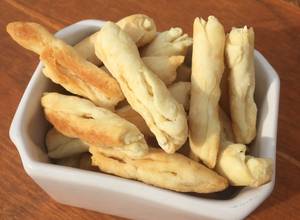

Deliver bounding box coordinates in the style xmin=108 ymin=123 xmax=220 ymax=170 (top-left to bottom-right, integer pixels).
xmin=5 ymin=0 xmax=65 ymax=30
xmin=277 ymin=150 xmax=300 ymax=169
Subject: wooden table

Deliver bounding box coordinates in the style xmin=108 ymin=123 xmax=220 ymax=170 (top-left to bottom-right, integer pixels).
xmin=1 ymin=0 xmax=300 ymax=219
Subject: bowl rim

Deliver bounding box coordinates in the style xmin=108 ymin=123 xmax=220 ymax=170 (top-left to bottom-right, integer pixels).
xmin=9 ymin=19 xmax=280 ymax=219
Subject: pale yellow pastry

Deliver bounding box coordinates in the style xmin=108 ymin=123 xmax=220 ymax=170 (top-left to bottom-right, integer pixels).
xmin=117 ymin=14 xmax=157 ymax=47
xmin=95 ymin=22 xmax=188 ymax=153
xmin=168 ymin=82 xmax=191 ymax=111
xmin=116 ymin=105 xmax=153 ymax=138
xmin=74 ymin=14 xmax=157 ymax=65
xmin=90 ymin=146 xmax=228 ymax=193
xmin=73 ymin=32 xmax=101 ymax=65
xmin=41 ymin=93 xmax=148 ymax=158
xmin=142 ymin=56 xmax=184 ymax=85
xmin=46 ymin=128 xmax=89 ymax=159
xmin=216 ymin=142 xmax=272 ymax=187
xmin=189 ymin=16 xmax=225 ymax=168
xmin=6 ymin=22 xmax=123 ymax=109
xmin=226 ymin=26 xmax=257 ymax=144
xmin=216 ymin=109 xmax=273 ymax=187
xmin=141 ymin=27 xmax=192 ymax=57
xmin=116 ymin=83 xmax=190 ymax=136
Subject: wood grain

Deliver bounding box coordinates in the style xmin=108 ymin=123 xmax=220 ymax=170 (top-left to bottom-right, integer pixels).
xmin=1 ymin=0 xmax=300 ymax=219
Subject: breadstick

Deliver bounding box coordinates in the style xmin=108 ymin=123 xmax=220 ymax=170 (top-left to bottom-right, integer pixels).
xmin=90 ymin=146 xmax=228 ymax=193
xmin=142 ymin=56 xmax=184 ymax=85
xmin=95 ymin=22 xmax=188 ymax=153
xmin=226 ymin=26 xmax=257 ymax=144
xmin=216 ymin=142 xmax=272 ymax=187
xmin=41 ymin=93 xmax=148 ymax=158
xmin=7 ymin=22 xmax=123 ymax=108
xmin=46 ymin=128 xmax=88 ymax=159
xmin=116 ymin=105 xmax=153 ymax=138
xmin=168 ymin=82 xmax=191 ymax=111
xmin=116 ymin=82 xmax=190 ymax=137
xmin=216 ymin=109 xmax=272 ymax=187
xmin=189 ymin=16 xmax=225 ymax=168
xmin=74 ymin=14 xmax=157 ymax=65
xmin=141 ymin=27 xmax=192 ymax=57
xmin=117 ymin=14 xmax=157 ymax=47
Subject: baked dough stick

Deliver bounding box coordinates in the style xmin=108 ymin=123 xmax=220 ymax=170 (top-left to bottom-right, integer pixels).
xmin=46 ymin=128 xmax=89 ymax=159
xmin=168 ymin=82 xmax=191 ymax=111
xmin=96 ymin=22 xmax=188 ymax=153
xmin=41 ymin=93 xmax=148 ymax=158
xmin=116 ymin=105 xmax=153 ymax=138
xmin=90 ymin=146 xmax=228 ymax=193
xmin=142 ymin=56 xmax=184 ymax=85
xmin=189 ymin=16 xmax=225 ymax=168
xmin=74 ymin=14 xmax=157 ymax=65
xmin=217 ymin=110 xmax=272 ymax=187
xmin=226 ymin=26 xmax=257 ymax=144
xmin=141 ymin=27 xmax=192 ymax=57
xmin=6 ymin=22 xmax=123 ymax=109
xmin=116 ymin=82 xmax=191 ymax=137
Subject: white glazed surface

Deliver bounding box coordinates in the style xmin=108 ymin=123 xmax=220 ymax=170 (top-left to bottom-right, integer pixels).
xmin=9 ymin=20 xmax=280 ymax=220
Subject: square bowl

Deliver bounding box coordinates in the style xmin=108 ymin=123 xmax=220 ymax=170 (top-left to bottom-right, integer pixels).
xmin=9 ymin=19 xmax=280 ymax=220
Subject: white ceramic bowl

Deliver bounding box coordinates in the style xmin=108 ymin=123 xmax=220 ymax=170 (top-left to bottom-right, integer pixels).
xmin=9 ymin=20 xmax=280 ymax=220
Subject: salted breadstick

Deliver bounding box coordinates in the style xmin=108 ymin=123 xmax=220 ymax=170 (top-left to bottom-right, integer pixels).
xmin=46 ymin=128 xmax=89 ymax=159
xmin=90 ymin=146 xmax=228 ymax=193
xmin=189 ymin=16 xmax=225 ymax=168
xmin=7 ymin=22 xmax=123 ymax=109
xmin=141 ymin=27 xmax=192 ymax=57
xmin=216 ymin=109 xmax=272 ymax=187
xmin=41 ymin=93 xmax=148 ymax=158
xmin=74 ymin=14 xmax=157 ymax=65
xmin=142 ymin=56 xmax=184 ymax=85
xmin=168 ymin=82 xmax=191 ymax=111
xmin=226 ymin=26 xmax=257 ymax=144
xmin=96 ymin=22 xmax=188 ymax=153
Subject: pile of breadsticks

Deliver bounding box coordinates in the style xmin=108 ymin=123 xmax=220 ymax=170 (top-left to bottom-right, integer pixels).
xmin=7 ymin=14 xmax=273 ymax=194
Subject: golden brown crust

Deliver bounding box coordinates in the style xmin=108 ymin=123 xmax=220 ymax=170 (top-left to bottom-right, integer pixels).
xmin=90 ymin=146 xmax=228 ymax=193
xmin=7 ymin=21 xmax=123 ymax=108
xmin=42 ymin=93 xmax=148 ymax=158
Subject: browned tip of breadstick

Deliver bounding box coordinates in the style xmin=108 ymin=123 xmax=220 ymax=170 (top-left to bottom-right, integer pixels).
xmin=7 ymin=21 xmax=53 ymax=54
xmin=40 ymin=41 xmax=124 ymax=104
